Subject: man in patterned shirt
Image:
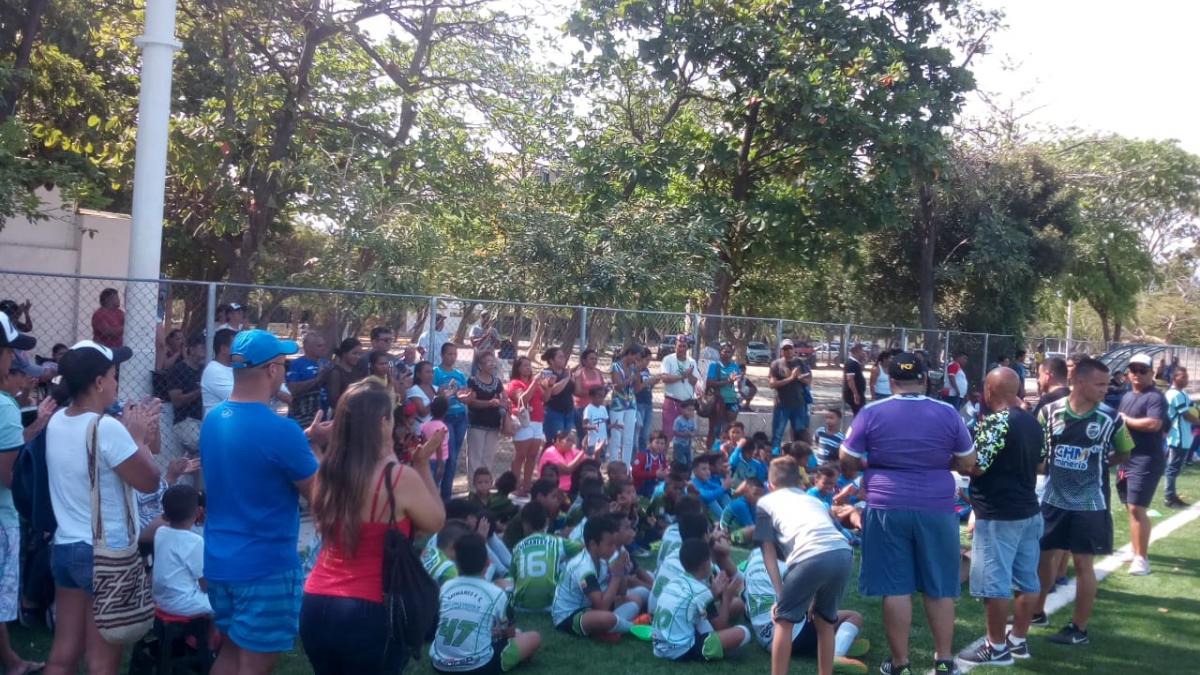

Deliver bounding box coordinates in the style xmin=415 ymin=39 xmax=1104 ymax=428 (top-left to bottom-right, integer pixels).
xmin=1033 ymin=357 xmax=1133 ymax=646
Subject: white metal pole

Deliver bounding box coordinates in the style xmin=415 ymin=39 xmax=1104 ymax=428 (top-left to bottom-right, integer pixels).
xmin=123 ymin=0 xmax=180 ymax=402
xmin=1065 ymin=300 xmax=1074 ymax=354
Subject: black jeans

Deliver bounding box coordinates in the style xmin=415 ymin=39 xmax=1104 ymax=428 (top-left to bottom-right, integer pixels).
xmin=300 ymin=593 xmax=407 ymax=674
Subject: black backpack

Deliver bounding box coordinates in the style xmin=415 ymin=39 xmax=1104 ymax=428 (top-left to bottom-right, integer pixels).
xmin=382 ymin=463 xmax=440 ymax=661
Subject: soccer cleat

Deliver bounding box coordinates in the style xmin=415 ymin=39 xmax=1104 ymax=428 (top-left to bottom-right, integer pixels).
xmin=933 ymin=659 xmax=961 ymax=675
xmin=846 ymin=637 xmax=871 ymax=658
xmin=1129 ymin=557 xmax=1152 ymax=576
xmin=956 ymin=641 xmax=1013 ymax=666
xmin=834 ymin=656 xmax=869 ymax=674
xmin=1048 ymin=622 xmax=1089 ymax=645
xmin=879 ymin=659 xmax=912 ymax=675
xmin=1006 ymin=632 xmax=1030 ymax=659
xmin=1029 ymin=612 xmax=1050 ymax=627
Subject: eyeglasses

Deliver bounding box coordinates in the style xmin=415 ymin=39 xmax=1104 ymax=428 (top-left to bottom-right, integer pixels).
xmin=1128 ymin=365 xmax=1150 ymax=375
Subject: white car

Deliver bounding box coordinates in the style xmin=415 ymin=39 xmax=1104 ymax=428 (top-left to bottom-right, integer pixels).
xmin=746 ymin=341 xmax=772 ymax=364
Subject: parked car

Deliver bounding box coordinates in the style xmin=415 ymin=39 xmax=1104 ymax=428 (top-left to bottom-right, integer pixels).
xmin=746 ymin=341 xmax=773 ymax=365
xmin=656 ymin=334 xmax=696 ymax=360
xmin=794 ymin=341 xmax=817 ymax=367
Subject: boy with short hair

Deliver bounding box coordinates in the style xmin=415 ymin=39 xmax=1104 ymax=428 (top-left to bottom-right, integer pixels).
xmin=468 ymin=467 xmax=494 ymax=510
xmin=153 ymin=484 xmax=213 ymax=618
xmin=551 ymin=515 xmax=641 ymax=640
xmin=632 ymin=432 xmax=670 ymax=497
xmin=567 ymin=494 xmax=611 ymax=544
xmin=649 ymin=513 xmax=740 ymax=615
xmin=742 ymin=547 xmax=869 ymax=672
xmin=655 ymin=494 xmax=703 ymax=571
xmin=652 ymin=539 xmax=752 ymax=662
xmin=605 ymin=460 xmax=629 ymax=484
xmin=690 ymin=455 xmax=732 ymax=520
xmin=504 ymin=479 xmax=564 ymax=549
xmin=813 ymin=409 xmax=844 ymax=465
xmin=720 ymin=478 xmax=766 ymax=545
xmin=719 ymin=421 xmax=747 ymax=457
xmin=431 ymin=533 xmax=541 ymax=673
xmin=583 ymin=386 xmax=610 ymax=460
xmin=511 ymin=502 xmax=582 ymax=612
xmin=672 ymin=401 xmax=698 ymax=465
xmin=423 ymin=520 xmax=473 ymax=586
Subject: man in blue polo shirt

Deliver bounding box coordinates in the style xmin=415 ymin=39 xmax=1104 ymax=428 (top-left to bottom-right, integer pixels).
xmin=840 ymin=352 xmax=976 ymax=675
xmin=201 ymin=330 xmax=322 ymax=673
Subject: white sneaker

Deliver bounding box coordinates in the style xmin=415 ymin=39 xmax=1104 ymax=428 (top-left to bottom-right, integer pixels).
xmin=1129 ymin=556 xmax=1152 ymax=576
xmin=1118 ymin=549 xmax=1135 ymax=563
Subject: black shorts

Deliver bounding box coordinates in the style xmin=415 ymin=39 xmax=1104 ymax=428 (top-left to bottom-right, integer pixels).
xmin=790 ymin=620 xmax=819 ymax=656
xmin=675 ymin=630 xmax=714 ymax=662
xmin=434 ymin=640 xmax=507 ymax=675
xmin=1040 ymin=504 xmax=1112 ymax=555
xmin=1117 ymin=453 xmax=1166 ymax=508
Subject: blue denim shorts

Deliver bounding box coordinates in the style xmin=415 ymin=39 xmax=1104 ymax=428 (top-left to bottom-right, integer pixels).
xmin=51 ymin=542 xmax=94 ymax=595
xmin=859 ymin=508 xmax=961 ymax=598
xmin=209 ymin=567 xmax=303 ymax=653
xmin=970 ymin=515 xmax=1043 ymax=598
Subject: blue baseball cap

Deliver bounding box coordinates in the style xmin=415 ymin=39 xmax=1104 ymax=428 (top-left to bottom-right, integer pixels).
xmin=230 ymin=329 xmax=298 ymax=369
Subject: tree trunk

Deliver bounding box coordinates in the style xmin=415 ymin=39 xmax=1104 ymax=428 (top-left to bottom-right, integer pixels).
xmin=701 ymin=266 xmax=735 ymax=346
xmin=915 ymin=179 xmax=942 ymax=359
xmin=1113 ymin=321 xmax=1123 ymax=345
xmin=1096 ymin=306 xmax=1112 ymax=345
xmin=0 ymin=0 xmax=47 ymax=123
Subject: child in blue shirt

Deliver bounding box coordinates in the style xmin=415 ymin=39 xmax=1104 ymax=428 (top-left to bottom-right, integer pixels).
xmin=671 ymin=401 xmax=698 ymax=464
xmin=812 ymin=408 xmax=845 ymax=464
xmin=719 ymin=478 xmax=765 ymax=546
xmin=730 ymin=439 xmax=769 ymax=482
xmin=689 ymin=455 xmax=731 ymax=520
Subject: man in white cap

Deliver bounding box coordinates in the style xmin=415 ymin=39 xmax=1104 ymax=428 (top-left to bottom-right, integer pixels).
xmin=769 ymin=339 xmax=812 ymax=454
xmin=1116 ymin=352 xmax=1169 ymax=576
xmin=201 ymin=330 xmax=324 ymax=673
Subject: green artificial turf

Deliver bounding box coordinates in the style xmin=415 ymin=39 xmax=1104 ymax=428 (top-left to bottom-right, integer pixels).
xmin=9 ymin=470 xmax=1200 ymax=674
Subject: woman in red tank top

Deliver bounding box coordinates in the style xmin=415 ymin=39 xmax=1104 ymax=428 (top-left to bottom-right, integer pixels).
xmin=300 ymin=379 xmax=446 ymax=674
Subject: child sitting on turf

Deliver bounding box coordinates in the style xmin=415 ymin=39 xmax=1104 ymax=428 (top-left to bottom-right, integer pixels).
xmin=671 ymin=401 xmax=698 ymax=464
xmin=511 ymin=502 xmax=582 ymax=612
xmin=808 ymin=463 xmax=864 ymax=533
xmin=565 ymin=475 xmax=605 ymax=527
xmin=153 ymin=484 xmax=212 ymax=618
xmin=550 ymin=514 xmax=644 ymax=641
xmin=583 ymin=386 xmax=610 ymax=460
xmin=812 ymin=408 xmax=845 ymax=465
xmin=741 ymin=547 xmax=869 ymax=671
xmin=489 ymin=470 xmax=520 ymax=526
xmin=717 ymin=421 xmax=747 ymax=457
xmin=431 ymin=533 xmax=542 ymax=673
xmin=605 ymin=460 xmax=629 ymax=484
xmin=719 ymin=478 xmax=766 ymax=546
xmin=690 ymin=455 xmax=732 ymax=520
xmin=612 ymin=515 xmax=655 ymax=591
xmin=568 ymin=494 xmax=612 ymax=544
xmin=731 ymin=438 xmax=770 ymax=482
xmin=440 ymin=500 xmax=513 ymax=581
xmin=422 ymin=520 xmax=473 ymax=586
xmin=652 ymin=539 xmax=751 ymax=662
xmin=504 ymin=478 xmax=565 ymax=549
xmin=655 ymin=494 xmax=704 ymax=571
xmin=467 ymin=467 xmax=494 ymax=511
xmin=650 ymin=512 xmax=740 ymax=614
xmin=539 ymin=430 xmax=587 ymax=493
xmin=632 ymin=431 xmax=670 ymax=497
xmin=780 ymin=441 xmax=814 ymax=485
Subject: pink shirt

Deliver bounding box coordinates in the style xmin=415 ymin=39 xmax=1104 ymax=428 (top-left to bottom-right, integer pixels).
xmin=419 ymin=419 xmax=450 ymax=461
xmin=538 ymin=444 xmax=580 ymax=492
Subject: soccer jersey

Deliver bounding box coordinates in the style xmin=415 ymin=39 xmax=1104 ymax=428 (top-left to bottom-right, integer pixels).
xmin=655 ymin=523 xmax=682 ymax=571
xmin=421 ymin=545 xmax=459 ymax=586
xmin=568 ymin=517 xmax=587 ymax=544
xmin=430 ymin=576 xmax=512 ymax=671
xmin=551 ymin=552 xmax=608 ymax=625
xmin=512 ymin=533 xmax=581 ymax=611
xmin=741 ymin=548 xmax=800 ymax=648
xmin=652 ymin=574 xmax=716 ymax=659
xmin=1039 ymin=399 xmax=1134 ymax=511
xmin=1166 ymin=387 xmax=1193 ymax=448
xmin=649 ymin=551 xmax=687 ymax=613
xmin=813 ymin=426 xmax=844 ymax=463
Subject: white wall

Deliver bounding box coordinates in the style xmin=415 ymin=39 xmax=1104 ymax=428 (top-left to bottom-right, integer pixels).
xmin=0 ymin=189 xmax=132 ymax=357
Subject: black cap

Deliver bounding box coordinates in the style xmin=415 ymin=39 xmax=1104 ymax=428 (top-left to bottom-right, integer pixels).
xmin=888 ymin=351 xmax=926 ymax=381
xmin=0 ymin=314 xmax=35 ymax=350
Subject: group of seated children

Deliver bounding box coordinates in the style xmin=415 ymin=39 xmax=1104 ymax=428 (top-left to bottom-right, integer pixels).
xmin=413 ymin=417 xmax=875 ymax=672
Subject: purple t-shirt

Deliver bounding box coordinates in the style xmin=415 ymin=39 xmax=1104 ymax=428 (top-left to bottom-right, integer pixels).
xmin=841 ymin=394 xmax=974 ymax=513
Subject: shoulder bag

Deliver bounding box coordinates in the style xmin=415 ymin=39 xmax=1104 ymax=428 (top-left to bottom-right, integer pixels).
xmin=88 ymin=415 xmax=154 ymax=644
xmin=381 ymin=462 xmax=440 ymax=661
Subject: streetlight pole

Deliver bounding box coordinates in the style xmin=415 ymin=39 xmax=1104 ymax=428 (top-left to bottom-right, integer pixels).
xmin=124 ymin=0 xmax=180 ymax=400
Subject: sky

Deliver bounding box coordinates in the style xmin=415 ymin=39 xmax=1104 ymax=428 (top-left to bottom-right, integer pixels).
xmin=963 ymin=0 xmax=1200 ymax=154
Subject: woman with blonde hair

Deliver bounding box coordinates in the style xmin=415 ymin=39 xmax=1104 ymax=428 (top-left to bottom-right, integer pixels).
xmin=301 ymin=378 xmax=445 ymax=673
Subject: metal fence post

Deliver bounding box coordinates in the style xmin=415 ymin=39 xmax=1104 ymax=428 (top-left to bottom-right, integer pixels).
xmin=901 ymin=328 xmax=908 ymax=351
xmin=981 ymin=333 xmax=990 ymax=386
xmin=205 ymin=282 xmax=217 ymax=363
xmin=775 ymin=319 xmax=784 ymax=353
xmin=579 ymin=306 xmax=588 ymax=351
xmin=842 ymin=323 xmax=851 ymax=361
xmin=692 ymin=313 xmax=702 ymax=360
xmin=427 ymin=295 xmax=437 ymax=354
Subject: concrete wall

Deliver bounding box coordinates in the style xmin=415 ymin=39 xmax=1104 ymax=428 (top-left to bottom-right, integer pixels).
xmin=0 ymin=189 xmax=131 ymax=356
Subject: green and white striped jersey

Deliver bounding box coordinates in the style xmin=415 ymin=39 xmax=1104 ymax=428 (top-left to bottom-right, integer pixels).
xmin=655 ymin=524 xmax=682 ymax=570
xmin=421 ymin=545 xmax=459 ymax=587
xmin=652 ymin=574 xmax=715 ymax=659
xmin=511 ymin=532 xmax=582 ymax=611
xmin=551 ymin=552 xmax=608 ymax=625
xmin=430 ymin=576 xmax=511 ymax=671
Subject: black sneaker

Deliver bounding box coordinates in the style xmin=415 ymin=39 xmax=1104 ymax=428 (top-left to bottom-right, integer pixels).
xmin=1164 ymin=496 xmax=1188 ymax=509
xmin=1048 ymin=622 xmax=1089 ymax=645
xmin=957 ymin=641 xmax=1013 ymax=666
xmin=933 ymin=659 xmax=962 ymax=675
xmin=1006 ymin=632 xmax=1031 ymax=659
xmin=1029 ymin=611 xmax=1050 ymax=627
xmin=879 ymin=659 xmax=912 ymax=675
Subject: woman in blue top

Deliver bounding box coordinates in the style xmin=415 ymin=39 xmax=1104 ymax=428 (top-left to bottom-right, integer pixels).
xmin=705 ymin=342 xmax=742 ymax=449
xmin=634 ymin=346 xmax=660 ymax=455
xmin=432 ymin=341 xmax=468 ymax=501
xmin=609 ymin=346 xmax=641 ymax=466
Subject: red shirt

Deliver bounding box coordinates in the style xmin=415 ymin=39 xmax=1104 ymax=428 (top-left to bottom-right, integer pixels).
xmin=507 ymin=378 xmax=545 ymax=422
xmin=631 ymin=449 xmax=668 ymax=493
xmin=91 ymin=307 xmax=125 ymax=349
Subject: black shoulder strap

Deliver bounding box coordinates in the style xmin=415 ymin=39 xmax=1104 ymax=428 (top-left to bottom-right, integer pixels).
xmin=383 ymin=462 xmax=398 ymax=528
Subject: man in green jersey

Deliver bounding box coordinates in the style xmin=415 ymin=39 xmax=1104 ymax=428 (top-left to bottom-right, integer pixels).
xmin=1034 ymin=358 xmax=1134 ymax=646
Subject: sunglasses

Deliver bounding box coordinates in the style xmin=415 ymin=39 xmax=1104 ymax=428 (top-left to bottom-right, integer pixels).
xmin=1128 ymin=365 xmax=1150 ymax=375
